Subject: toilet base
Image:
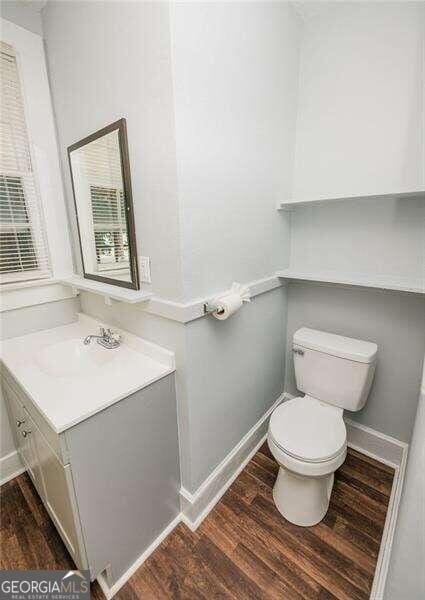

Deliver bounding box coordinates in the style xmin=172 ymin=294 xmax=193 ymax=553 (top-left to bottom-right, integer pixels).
xmin=272 ymin=466 xmax=334 ymax=527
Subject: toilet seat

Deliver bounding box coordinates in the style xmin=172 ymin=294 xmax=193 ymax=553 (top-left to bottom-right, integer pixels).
xmin=269 ymin=396 xmax=347 ymax=464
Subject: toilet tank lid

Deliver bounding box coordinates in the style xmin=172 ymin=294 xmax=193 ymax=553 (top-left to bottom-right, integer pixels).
xmin=294 ymin=327 xmax=378 ymax=363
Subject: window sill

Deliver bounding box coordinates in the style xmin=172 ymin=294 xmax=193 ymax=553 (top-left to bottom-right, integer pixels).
xmin=60 ymin=275 xmax=153 ymax=305
xmin=0 ymin=277 xmax=78 ymax=312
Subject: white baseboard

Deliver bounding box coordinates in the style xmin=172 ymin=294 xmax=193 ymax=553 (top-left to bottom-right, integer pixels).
xmin=345 ymin=418 xmax=407 ymax=468
xmin=96 ymin=512 xmax=182 ymax=600
xmin=180 ymin=393 xmax=286 ymax=530
xmin=341 ymin=419 xmax=409 ymax=598
xmin=0 ymin=450 xmax=25 ymax=486
xmin=370 ymin=456 xmax=408 ymax=600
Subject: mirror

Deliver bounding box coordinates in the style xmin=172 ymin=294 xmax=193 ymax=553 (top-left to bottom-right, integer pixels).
xmin=68 ymin=119 xmax=139 ymax=289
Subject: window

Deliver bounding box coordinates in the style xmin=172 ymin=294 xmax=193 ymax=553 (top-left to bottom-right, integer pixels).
xmin=0 ymin=42 xmax=51 ymax=284
xmin=90 ymin=185 xmax=129 ymax=272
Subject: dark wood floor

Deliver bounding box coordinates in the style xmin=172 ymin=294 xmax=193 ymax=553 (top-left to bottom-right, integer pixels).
xmin=1 ymin=444 xmax=394 ymax=600
xmin=0 ymin=471 xmax=104 ymax=600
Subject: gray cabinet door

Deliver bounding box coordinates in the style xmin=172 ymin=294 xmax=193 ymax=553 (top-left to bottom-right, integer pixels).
xmin=36 ymin=431 xmax=88 ymax=569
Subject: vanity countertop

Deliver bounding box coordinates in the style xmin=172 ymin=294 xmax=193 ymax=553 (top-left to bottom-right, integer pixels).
xmin=0 ymin=313 xmax=175 ymax=433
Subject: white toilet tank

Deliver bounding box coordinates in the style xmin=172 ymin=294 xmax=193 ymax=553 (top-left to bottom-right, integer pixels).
xmin=293 ymin=327 xmax=378 ymax=411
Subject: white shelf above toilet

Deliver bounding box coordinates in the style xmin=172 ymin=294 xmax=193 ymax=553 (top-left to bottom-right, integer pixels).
xmin=277 ymin=189 xmax=425 ymax=211
xmin=276 ymin=269 xmax=424 ymax=295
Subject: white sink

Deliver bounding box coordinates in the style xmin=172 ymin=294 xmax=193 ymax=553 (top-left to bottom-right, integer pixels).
xmin=1 ymin=313 xmax=175 ymax=432
xmin=36 ymin=338 xmax=118 ymax=377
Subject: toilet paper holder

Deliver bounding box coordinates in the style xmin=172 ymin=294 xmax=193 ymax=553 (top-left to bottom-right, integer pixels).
xmin=203 ymin=301 xmax=225 ymax=316
xmin=203 ymin=282 xmax=251 ymax=318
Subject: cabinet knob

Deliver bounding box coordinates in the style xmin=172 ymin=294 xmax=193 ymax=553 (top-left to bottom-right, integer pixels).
xmin=21 ymin=430 xmax=31 ymax=438
xmin=16 ymin=419 xmax=26 ymax=428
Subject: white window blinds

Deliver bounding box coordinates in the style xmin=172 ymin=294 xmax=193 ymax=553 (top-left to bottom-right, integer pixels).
xmin=0 ymin=42 xmax=51 ymax=284
xmin=91 ymin=185 xmax=129 ymax=271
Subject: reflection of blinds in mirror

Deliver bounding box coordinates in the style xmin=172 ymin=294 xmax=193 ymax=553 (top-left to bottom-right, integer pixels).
xmin=0 ymin=42 xmax=51 ymax=283
xmin=78 ymin=131 xmax=122 ymax=189
xmin=90 ymin=186 xmax=129 ymax=271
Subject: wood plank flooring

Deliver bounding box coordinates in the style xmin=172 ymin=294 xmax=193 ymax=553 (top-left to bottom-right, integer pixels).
xmin=0 ymin=445 xmax=394 ymax=600
xmin=0 ymin=472 xmax=104 ymax=600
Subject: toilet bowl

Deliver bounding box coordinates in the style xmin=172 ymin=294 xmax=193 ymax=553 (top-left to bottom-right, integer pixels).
xmin=268 ymin=327 xmax=378 ymax=526
xmin=268 ymin=396 xmax=347 ymax=526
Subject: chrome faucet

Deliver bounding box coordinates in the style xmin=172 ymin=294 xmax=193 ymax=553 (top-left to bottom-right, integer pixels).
xmin=83 ymin=326 xmax=121 ymax=349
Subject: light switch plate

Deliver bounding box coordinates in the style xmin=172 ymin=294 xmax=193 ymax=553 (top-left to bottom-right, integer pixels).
xmin=139 ymin=256 xmax=151 ymax=284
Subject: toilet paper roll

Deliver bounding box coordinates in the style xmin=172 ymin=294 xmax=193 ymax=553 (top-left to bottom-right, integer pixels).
xmin=212 ymin=293 xmax=243 ymax=320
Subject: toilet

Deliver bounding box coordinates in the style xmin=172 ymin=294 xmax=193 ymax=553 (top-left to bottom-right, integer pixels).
xmin=268 ymin=327 xmax=377 ymax=527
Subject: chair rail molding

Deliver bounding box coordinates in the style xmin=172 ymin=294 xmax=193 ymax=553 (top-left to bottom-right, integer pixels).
xmin=142 ymin=274 xmax=286 ymax=324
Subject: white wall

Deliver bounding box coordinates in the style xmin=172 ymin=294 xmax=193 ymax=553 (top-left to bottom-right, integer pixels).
xmin=292 ymin=1 xmax=424 ymax=200
xmin=42 ymin=0 xmax=189 ymax=499
xmin=42 ymin=0 xmax=301 ymax=496
xmin=169 ymin=1 xmax=300 ymax=490
xmin=285 ymin=283 xmax=425 ymax=442
xmin=43 ymin=0 xmax=183 ymax=302
xmin=283 ymin=1 xmax=425 ymax=449
xmin=289 ymin=196 xmax=425 ymax=284
xmin=170 ymin=1 xmax=300 ymax=300
xmin=1 ymin=298 xmax=78 ymax=341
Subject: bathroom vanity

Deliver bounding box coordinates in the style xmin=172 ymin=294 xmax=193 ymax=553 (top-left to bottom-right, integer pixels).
xmin=1 ymin=314 xmax=180 ymax=586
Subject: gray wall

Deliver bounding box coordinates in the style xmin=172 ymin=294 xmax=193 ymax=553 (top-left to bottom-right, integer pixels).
xmin=42 ymin=0 xmax=300 ymax=496
xmin=79 ymin=287 xmax=288 ymax=494
xmin=385 ymin=380 xmax=425 ymax=599
xmin=184 ymin=287 xmax=287 ymax=490
xmin=169 ymin=1 xmax=300 ymax=491
xmin=285 ymin=2 xmax=425 ymax=446
xmin=285 ymin=283 xmax=425 ymax=442
xmin=1 ymin=1 xmax=44 ymax=36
